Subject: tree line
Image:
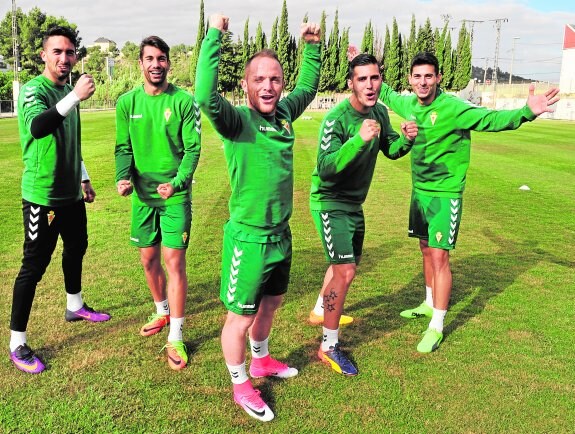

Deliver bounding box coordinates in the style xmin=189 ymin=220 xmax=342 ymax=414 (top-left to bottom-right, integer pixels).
xmin=0 ymin=0 xmax=472 ymax=104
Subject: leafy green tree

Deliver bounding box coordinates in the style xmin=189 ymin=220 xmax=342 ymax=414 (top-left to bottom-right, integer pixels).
xmin=242 ymin=18 xmax=250 ymax=66
xmin=335 ymin=27 xmax=350 ymax=91
xmin=269 ymin=17 xmax=278 ymax=52
xmin=189 ymin=0 xmax=205 ymax=89
xmin=435 ymin=24 xmax=446 ymax=73
xmin=121 ymin=41 xmax=139 ymax=61
xmin=0 ymin=7 xmax=82 ymax=77
xmin=218 ymin=31 xmax=241 ymax=97
xmin=442 ymin=32 xmax=454 ymax=89
xmin=402 ymin=14 xmax=418 ymax=89
xmin=385 ymin=18 xmax=401 ymax=91
xmin=452 ymin=24 xmax=472 ymax=90
xmin=84 ymin=45 xmax=107 ymax=83
xmin=416 ymin=18 xmax=434 ymax=54
xmin=290 ymin=13 xmax=307 ymax=89
xmin=254 ymin=22 xmax=266 ymax=51
xmin=277 ymin=0 xmax=292 ymax=88
xmin=319 ymin=9 xmax=339 ymax=92
xmin=382 ymin=25 xmax=390 ymax=68
xmin=361 ymin=20 xmax=374 ymax=55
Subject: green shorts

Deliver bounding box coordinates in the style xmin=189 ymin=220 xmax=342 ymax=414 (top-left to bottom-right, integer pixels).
xmin=311 ymin=209 xmax=365 ymax=264
xmin=408 ymin=191 xmax=462 ymax=250
xmin=130 ymin=201 xmax=191 ymax=249
xmin=220 ymin=223 xmax=292 ymax=315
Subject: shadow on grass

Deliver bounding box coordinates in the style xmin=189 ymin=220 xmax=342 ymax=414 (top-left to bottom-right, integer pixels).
xmin=283 ymin=227 xmax=574 ymax=372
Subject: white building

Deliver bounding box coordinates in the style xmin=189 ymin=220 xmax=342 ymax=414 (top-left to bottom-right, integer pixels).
xmin=559 ymin=24 xmax=575 ymax=95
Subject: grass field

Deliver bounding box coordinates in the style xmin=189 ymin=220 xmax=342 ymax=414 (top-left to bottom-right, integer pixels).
xmin=0 ymin=110 xmax=573 ymax=433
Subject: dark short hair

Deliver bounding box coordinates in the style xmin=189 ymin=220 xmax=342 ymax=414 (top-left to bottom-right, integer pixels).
xmin=348 ymin=53 xmax=380 ymax=80
xmin=244 ymin=49 xmax=283 ymax=78
xmin=410 ymin=52 xmax=440 ymax=75
xmin=140 ymin=36 xmax=170 ymax=61
xmin=42 ymin=26 xmax=77 ymax=49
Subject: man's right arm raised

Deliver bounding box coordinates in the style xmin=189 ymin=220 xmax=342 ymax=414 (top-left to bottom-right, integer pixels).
xmin=195 ymin=14 xmax=242 ymax=139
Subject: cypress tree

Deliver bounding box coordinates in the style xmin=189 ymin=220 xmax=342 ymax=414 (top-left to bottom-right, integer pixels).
xmin=416 ymin=18 xmax=434 ymax=53
xmin=189 ymin=0 xmax=205 ymax=90
xmin=442 ymin=32 xmax=453 ymax=89
xmin=255 ymin=22 xmax=266 ymax=51
xmin=276 ymin=0 xmax=294 ymax=88
xmin=320 ymin=9 xmax=339 ymax=91
xmin=270 ymin=17 xmax=278 ymax=52
xmin=335 ymin=27 xmax=350 ymax=91
xmin=385 ymin=18 xmax=401 ymax=91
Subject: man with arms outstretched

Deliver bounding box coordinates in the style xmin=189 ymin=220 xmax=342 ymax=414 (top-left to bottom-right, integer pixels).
xmin=379 ymin=51 xmax=560 ymax=353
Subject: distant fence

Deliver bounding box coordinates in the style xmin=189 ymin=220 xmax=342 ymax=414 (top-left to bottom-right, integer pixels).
xmin=0 ymin=99 xmax=117 ymax=118
xmin=3 ymin=91 xmax=574 ymax=120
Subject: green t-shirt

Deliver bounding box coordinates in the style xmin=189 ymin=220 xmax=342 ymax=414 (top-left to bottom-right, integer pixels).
xmin=310 ymin=98 xmax=413 ymax=211
xmin=195 ymin=27 xmax=320 ymax=241
xmin=18 ymin=75 xmax=83 ymax=206
xmin=379 ymin=83 xmax=536 ymax=197
xmin=115 ymin=84 xmax=201 ymax=207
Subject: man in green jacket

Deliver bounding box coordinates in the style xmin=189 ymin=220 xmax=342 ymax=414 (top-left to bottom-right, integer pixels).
xmin=10 ymin=26 xmax=110 ymax=375
xmin=115 ymin=36 xmax=201 ymax=370
xmin=379 ymin=51 xmax=560 ymax=353
xmin=309 ymin=53 xmax=417 ymax=376
xmin=196 ymin=13 xmax=320 ymax=422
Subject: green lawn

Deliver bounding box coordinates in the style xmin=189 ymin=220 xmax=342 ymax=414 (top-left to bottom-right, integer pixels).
xmin=0 ymin=111 xmax=573 ymax=433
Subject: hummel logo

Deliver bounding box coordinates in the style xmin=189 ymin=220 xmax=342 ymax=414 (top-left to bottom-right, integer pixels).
xmin=253 ymin=345 xmax=261 ymax=353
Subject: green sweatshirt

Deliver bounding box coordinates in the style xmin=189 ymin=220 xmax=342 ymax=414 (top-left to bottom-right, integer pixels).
xmin=379 ymin=83 xmax=536 ymax=197
xmin=310 ymin=98 xmax=413 ymax=211
xmin=115 ymin=84 xmax=201 ymax=206
xmin=195 ymin=27 xmax=320 ymax=240
xmin=18 ymin=75 xmax=83 ymax=206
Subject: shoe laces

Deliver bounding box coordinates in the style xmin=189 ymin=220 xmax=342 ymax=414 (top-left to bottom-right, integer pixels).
xmin=163 ymin=340 xmax=187 ymax=357
xmin=264 ymin=357 xmax=288 ymax=371
xmin=81 ymin=304 xmax=95 ymax=313
xmin=328 ymin=344 xmax=350 ymax=364
xmin=15 ymin=344 xmax=36 ymax=363
xmin=240 ymin=389 xmax=266 ymax=410
xmin=147 ymin=313 xmax=167 ymax=323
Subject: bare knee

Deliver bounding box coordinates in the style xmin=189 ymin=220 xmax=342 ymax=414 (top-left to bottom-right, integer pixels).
xmin=332 ymin=263 xmax=357 ymax=287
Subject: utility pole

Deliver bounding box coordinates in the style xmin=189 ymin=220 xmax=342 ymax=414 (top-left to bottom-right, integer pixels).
xmin=489 ymin=18 xmax=508 ymax=91
xmin=509 ymin=36 xmax=520 ymax=84
xmin=11 ymin=0 xmax=20 ymax=114
xmin=461 ymin=19 xmax=484 ymax=47
xmin=11 ymin=0 xmax=19 ymax=82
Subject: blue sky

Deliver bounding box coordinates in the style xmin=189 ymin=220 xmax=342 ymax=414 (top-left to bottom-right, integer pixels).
xmin=2 ymin=0 xmax=573 ymax=82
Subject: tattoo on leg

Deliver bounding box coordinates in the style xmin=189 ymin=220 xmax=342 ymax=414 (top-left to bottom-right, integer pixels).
xmin=326 ymin=303 xmax=336 ymax=312
xmin=324 ymin=289 xmax=337 ymax=303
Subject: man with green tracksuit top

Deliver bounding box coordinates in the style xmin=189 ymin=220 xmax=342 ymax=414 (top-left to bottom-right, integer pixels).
xmin=195 ymin=13 xmax=321 ymax=422
xmin=115 ymin=35 xmax=201 ymax=371
xmin=9 ymin=26 xmax=111 ymax=375
xmin=378 ymin=51 xmax=560 ymax=353
xmin=309 ymin=53 xmax=418 ymax=376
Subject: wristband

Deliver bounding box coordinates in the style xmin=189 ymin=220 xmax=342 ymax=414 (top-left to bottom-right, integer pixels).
xmin=81 ymin=161 xmax=90 ymax=182
xmin=56 ymin=91 xmax=81 ymax=117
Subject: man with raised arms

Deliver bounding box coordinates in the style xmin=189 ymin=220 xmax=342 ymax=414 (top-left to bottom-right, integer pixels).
xmin=195 ymin=13 xmax=321 ymax=422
